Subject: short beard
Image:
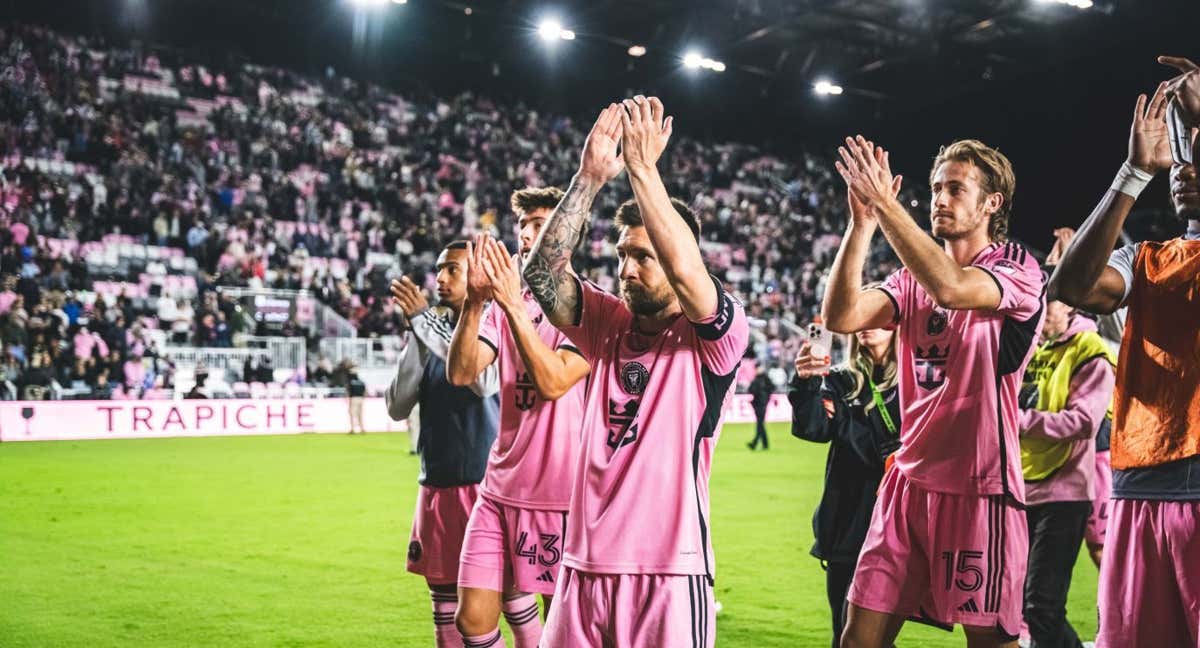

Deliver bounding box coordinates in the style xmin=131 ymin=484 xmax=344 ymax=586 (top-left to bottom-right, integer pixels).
xmin=620 ymin=283 xmax=672 ymax=316
xmin=1176 ymin=205 xmax=1200 ymax=223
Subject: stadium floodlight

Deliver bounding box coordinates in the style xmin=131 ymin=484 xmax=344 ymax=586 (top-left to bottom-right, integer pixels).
xmin=350 ymin=0 xmax=388 ymax=6
xmin=711 ymin=61 xmax=727 ymax=72
xmin=699 ymin=57 xmax=725 ymax=72
xmin=1036 ymin=0 xmax=1093 ymax=8
xmin=537 ymin=18 xmax=575 ymax=42
xmin=814 ymin=79 xmax=844 ymax=96
xmin=390 ymin=0 xmax=406 ymax=4
xmin=683 ymin=51 xmax=704 ymax=69
xmin=628 ymin=45 xmax=647 ymax=57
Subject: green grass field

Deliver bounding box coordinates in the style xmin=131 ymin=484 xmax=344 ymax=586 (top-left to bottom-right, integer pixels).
xmin=0 ymin=423 xmax=1099 ymax=647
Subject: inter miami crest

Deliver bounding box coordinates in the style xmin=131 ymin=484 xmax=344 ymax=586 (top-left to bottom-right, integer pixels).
xmin=514 ymin=371 xmax=537 ymax=411
xmin=927 ymin=309 xmax=948 ymax=336
xmin=407 ymin=540 xmax=422 ymax=563
xmin=620 ymin=361 xmax=649 ymax=395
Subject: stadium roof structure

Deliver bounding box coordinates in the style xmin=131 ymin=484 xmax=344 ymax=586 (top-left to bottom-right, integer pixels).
xmin=16 ymin=0 xmax=1166 ymax=121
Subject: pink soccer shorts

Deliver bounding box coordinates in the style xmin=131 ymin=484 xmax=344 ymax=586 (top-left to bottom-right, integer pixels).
xmin=406 ymin=484 xmax=479 ymax=586
xmin=847 ymin=467 xmax=1027 ymax=638
xmin=458 ymin=494 xmax=568 ymax=596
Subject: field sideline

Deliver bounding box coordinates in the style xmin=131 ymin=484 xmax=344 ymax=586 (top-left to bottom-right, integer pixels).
xmin=0 ymin=423 xmax=1099 ymax=647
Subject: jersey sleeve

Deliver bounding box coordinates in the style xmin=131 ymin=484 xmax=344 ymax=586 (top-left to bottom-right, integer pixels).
xmin=690 ymin=276 xmax=750 ymax=376
xmin=1106 ymin=242 xmax=1141 ymax=303
xmin=876 ymin=268 xmax=911 ymax=328
xmin=476 ymin=301 xmax=502 ymax=358
xmin=972 ymin=242 xmax=1045 ymax=320
xmin=559 ymin=276 xmax=626 ymax=359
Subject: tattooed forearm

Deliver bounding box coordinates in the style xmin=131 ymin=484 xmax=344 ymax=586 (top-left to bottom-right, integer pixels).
xmin=523 ymin=173 xmax=601 ymax=327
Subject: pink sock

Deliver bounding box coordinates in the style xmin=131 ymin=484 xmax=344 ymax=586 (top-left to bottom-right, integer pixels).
xmin=502 ymin=594 xmax=542 ymax=648
xmin=431 ymin=591 xmax=464 ymax=648
xmin=462 ymin=629 xmax=506 ymax=648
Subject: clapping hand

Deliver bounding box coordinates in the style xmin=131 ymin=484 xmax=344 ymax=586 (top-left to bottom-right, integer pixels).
xmin=465 ymin=234 xmax=494 ymax=306
xmin=836 ymin=135 xmax=903 ymax=215
xmin=578 ymin=103 xmax=626 ymax=184
xmin=619 ymin=95 xmax=674 ymax=173
xmin=390 ymin=276 xmax=429 ymax=319
xmin=479 ymin=235 xmax=523 ymax=312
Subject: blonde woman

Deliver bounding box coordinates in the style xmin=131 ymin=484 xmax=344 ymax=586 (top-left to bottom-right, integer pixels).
xmin=790 ymin=323 xmax=900 ymax=648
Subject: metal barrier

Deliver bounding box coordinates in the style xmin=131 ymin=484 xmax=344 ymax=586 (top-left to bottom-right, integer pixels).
xmin=163 ymin=339 xmax=306 ymax=371
xmin=319 ymin=336 xmax=404 ymax=368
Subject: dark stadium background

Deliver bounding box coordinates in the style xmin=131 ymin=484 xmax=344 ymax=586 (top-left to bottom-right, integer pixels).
xmin=6 ymin=0 xmax=1199 ymax=251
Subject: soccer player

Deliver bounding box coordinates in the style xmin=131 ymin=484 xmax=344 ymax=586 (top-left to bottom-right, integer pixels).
xmin=445 ymin=187 xmax=590 ymax=648
xmin=1047 ymin=64 xmax=1200 ymax=647
xmin=1016 ymin=296 xmax=1115 ymax=647
xmin=827 ymin=136 xmax=1045 ymax=648
xmin=526 ymin=98 xmax=749 ymax=647
xmin=384 ymin=241 xmax=500 ymax=648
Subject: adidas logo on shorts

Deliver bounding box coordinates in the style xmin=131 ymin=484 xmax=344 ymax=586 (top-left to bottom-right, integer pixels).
xmin=957 ymin=598 xmax=980 ymax=614
xmin=537 ymin=570 xmax=554 ymax=583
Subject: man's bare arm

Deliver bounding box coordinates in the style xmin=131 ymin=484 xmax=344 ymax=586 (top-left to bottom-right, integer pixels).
xmin=523 ymin=175 xmax=600 ymax=328
xmin=523 ymin=103 xmax=624 ymax=327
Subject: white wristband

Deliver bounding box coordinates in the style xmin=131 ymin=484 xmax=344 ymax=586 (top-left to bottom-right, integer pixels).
xmin=1111 ymin=161 xmax=1154 ymax=199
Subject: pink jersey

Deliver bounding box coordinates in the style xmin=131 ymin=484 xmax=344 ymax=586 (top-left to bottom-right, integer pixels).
xmin=477 ymin=291 xmax=587 ymax=511
xmin=878 ymin=241 xmax=1045 ymax=503
xmin=558 ymin=277 xmax=749 ymax=577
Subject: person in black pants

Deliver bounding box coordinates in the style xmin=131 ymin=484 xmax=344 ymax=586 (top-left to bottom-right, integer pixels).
xmin=791 ymin=325 xmax=900 ymax=648
xmin=747 ymin=366 xmax=775 ymax=450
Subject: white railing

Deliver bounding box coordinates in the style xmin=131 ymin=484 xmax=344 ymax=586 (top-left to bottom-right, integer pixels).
xmin=237 ymin=336 xmax=308 ymax=368
xmin=163 ymin=339 xmax=306 ymax=372
xmin=319 ymin=336 xmax=403 ymax=369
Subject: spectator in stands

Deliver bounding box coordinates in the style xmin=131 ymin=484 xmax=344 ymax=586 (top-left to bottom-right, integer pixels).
xmin=106 ymin=349 xmax=126 ymax=389
xmin=256 ymin=356 xmax=273 ymax=383
xmin=123 ymin=352 xmax=147 ymax=393
xmin=172 ymin=298 xmax=194 ymax=344
xmin=91 ymin=370 xmax=114 ymax=400
xmin=19 ymin=348 xmax=53 ymax=400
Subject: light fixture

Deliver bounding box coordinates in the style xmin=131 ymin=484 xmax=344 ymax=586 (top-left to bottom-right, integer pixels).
xmin=814 ymin=79 xmax=844 ymax=96
xmin=537 ymin=18 xmax=575 ymax=42
xmin=628 ymin=45 xmax=646 ymax=57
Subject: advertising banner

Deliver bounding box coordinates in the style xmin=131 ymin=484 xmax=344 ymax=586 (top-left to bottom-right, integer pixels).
xmin=0 ymin=394 xmax=792 ymax=443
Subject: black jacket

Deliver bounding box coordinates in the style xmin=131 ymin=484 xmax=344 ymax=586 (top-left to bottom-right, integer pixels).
xmin=790 ymin=368 xmax=901 ymax=563
xmin=749 ymin=373 xmax=774 ymax=410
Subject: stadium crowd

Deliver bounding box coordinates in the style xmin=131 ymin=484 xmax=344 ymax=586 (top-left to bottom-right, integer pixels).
xmin=0 ymin=23 xmax=913 ymax=399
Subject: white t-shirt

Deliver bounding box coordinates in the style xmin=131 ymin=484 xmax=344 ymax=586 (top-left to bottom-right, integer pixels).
xmin=1107 ymin=219 xmax=1200 ymax=301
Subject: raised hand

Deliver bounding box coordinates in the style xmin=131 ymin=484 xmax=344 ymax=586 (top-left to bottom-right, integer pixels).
xmin=1128 ymin=82 xmax=1173 ymax=174
xmin=794 ymin=341 xmax=832 ymax=379
xmin=390 ymin=276 xmax=429 ymax=318
xmin=1046 ymin=227 xmax=1075 ymax=265
xmin=480 ymin=236 xmax=523 ymax=312
xmin=619 ymin=95 xmax=674 ymax=173
xmin=578 ymin=103 xmax=625 ymax=184
xmin=1161 ymin=56 xmax=1200 ymax=128
xmin=465 ymin=233 xmax=493 ymax=306
xmin=837 ymin=135 xmax=902 ymax=221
